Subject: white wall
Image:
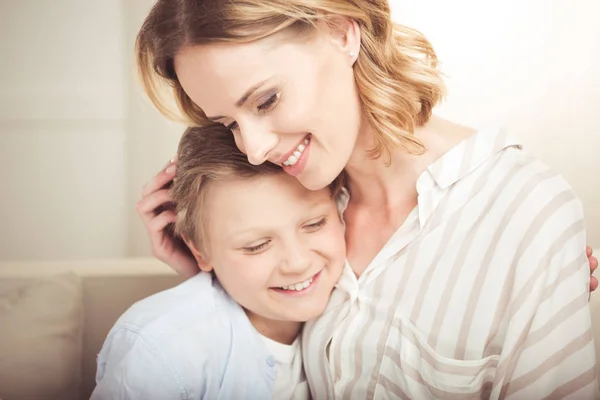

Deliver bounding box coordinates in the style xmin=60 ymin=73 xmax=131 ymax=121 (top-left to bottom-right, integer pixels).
xmin=0 ymin=0 xmax=128 ymax=260
xmin=390 ymin=0 xmax=600 ymax=247
xmin=122 ymin=1 xmax=186 ymax=258
xmin=0 ymin=0 xmax=597 ymax=261
xmin=0 ymin=0 xmax=184 ymax=261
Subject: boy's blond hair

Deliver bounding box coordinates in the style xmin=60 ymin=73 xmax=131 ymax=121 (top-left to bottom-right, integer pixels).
xmin=172 ymin=125 xmax=343 ymax=256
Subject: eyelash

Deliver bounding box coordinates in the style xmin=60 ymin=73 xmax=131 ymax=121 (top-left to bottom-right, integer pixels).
xmin=241 ymin=218 xmax=327 ymax=254
xmin=225 ymin=92 xmax=280 ymax=131
xmin=257 ymin=93 xmax=279 ymax=113
xmin=304 ymin=217 xmax=327 ymax=231
xmin=243 ymin=240 xmax=271 ymax=254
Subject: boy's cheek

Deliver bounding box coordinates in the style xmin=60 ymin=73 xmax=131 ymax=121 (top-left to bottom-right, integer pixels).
xmin=319 ymin=232 xmax=347 ymax=258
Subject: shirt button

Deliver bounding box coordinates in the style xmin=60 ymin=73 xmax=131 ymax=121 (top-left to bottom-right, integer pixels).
xmin=266 ymin=355 xmax=276 ymax=367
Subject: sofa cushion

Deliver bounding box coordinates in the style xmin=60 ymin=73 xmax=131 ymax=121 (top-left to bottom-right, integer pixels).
xmin=0 ymin=272 xmax=83 ymax=400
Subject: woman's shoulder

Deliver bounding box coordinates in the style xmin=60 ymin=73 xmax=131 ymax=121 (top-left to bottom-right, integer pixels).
xmin=448 ymin=126 xmax=582 ymax=209
xmin=493 ymin=139 xmax=582 ymax=214
xmin=472 ymin=132 xmax=586 ymax=269
xmin=438 ymin=126 xmax=585 ymax=243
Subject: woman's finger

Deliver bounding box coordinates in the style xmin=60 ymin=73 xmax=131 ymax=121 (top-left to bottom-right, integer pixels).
xmin=136 ymin=189 xmax=174 ymax=217
xmin=149 ymin=210 xmax=177 ymax=234
xmin=141 ymin=160 xmax=177 ymax=198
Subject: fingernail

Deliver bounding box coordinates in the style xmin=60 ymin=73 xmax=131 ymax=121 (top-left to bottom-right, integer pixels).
xmin=166 ymin=165 xmax=176 ymax=174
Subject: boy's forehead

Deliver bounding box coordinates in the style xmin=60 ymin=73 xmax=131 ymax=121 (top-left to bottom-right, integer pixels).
xmin=202 ymin=174 xmax=336 ymax=239
xmin=207 ymin=174 xmax=334 ymax=215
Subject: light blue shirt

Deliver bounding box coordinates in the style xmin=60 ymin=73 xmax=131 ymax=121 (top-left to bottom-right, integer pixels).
xmin=91 ymin=273 xmax=277 ymax=400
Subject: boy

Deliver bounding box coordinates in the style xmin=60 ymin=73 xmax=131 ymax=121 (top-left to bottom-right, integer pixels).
xmin=91 ymin=125 xmax=347 ymax=399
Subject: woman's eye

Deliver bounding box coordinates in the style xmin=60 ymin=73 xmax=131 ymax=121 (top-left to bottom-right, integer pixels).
xmin=304 ymin=217 xmax=327 ymax=232
xmin=242 ymin=240 xmax=271 ymax=254
xmin=257 ymin=93 xmax=279 ymax=113
xmin=225 ymin=121 xmax=239 ymax=131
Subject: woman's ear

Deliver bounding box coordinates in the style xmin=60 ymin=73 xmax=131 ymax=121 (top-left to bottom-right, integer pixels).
xmin=182 ymin=235 xmax=213 ymax=272
xmin=321 ymin=16 xmax=361 ymax=61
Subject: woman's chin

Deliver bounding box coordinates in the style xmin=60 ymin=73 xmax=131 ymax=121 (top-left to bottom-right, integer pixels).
xmin=298 ymin=168 xmax=344 ymax=192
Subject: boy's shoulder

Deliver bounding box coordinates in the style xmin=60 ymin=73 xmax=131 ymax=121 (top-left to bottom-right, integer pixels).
xmin=94 ymin=273 xmax=274 ymax=398
xmin=110 ymin=273 xmax=239 ymax=348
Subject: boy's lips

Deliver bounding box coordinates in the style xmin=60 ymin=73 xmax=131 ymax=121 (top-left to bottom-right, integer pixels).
xmin=270 ymin=270 xmax=322 ymax=295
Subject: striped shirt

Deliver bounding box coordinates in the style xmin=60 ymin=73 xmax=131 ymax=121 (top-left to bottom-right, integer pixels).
xmin=303 ymin=127 xmax=599 ymax=399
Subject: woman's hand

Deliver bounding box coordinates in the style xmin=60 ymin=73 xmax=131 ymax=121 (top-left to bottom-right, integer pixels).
xmin=136 ymin=158 xmax=199 ymax=278
xmin=587 ymin=246 xmax=598 ymax=292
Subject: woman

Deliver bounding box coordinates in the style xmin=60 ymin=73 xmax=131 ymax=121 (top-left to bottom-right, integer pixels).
xmin=135 ymin=0 xmax=599 ymax=398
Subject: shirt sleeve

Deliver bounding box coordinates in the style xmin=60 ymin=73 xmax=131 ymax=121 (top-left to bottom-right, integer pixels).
xmin=90 ymin=326 xmax=192 ymax=400
xmin=491 ymin=190 xmax=599 ymax=399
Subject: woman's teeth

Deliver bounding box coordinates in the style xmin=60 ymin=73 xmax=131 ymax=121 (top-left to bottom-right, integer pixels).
xmin=279 ymin=276 xmax=314 ymax=291
xmin=283 ymin=138 xmax=310 ymax=166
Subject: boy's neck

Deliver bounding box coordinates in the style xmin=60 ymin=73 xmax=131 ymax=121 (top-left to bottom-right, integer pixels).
xmin=246 ymin=310 xmax=303 ymax=345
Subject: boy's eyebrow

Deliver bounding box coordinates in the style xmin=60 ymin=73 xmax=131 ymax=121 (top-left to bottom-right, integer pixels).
xmin=205 ymin=79 xmax=269 ymax=121
xmin=226 ymin=227 xmax=264 ymax=242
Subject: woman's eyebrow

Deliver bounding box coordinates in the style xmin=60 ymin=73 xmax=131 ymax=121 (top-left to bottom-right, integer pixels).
xmin=206 ymin=79 xmax=272 ymax=121
xmin=235 ymin=79 xmax=269 ymax=108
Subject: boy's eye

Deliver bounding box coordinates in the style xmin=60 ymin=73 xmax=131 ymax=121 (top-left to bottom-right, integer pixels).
xmin=242 ymin=240 xmax=271 ymax=254
xmin=303 ymin=217 xmax=327 ymax=232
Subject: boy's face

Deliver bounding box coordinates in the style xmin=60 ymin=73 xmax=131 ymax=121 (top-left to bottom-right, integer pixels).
xmin=199 ymin=173 xmax=346 ymax=323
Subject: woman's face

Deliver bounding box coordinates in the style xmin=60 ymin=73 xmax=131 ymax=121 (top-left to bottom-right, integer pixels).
xmin=174 ymin=21 xmax=362 ymax=190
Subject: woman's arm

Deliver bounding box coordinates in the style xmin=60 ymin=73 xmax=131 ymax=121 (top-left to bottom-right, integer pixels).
xmin=137 ymin=158 xmax=599 ymax=292
xmin=491 ymin=191 xmax=599 ymax=399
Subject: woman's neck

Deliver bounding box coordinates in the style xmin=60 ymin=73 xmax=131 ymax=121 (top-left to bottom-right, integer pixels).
xmin=246 ymin=310 xmax=302 ymax=345
xmin=344 ymin=115 xmax=476 ymax=208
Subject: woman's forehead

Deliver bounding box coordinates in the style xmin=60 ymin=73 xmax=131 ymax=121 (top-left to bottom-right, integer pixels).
xmin=174 ymin=38 xmax=323 ymax=112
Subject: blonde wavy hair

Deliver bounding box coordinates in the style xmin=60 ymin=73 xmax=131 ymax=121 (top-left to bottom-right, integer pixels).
xmin=136 ymin=0 xmax=445 ymax=157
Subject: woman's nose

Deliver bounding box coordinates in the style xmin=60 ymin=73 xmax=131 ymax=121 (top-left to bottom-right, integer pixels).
xmin=238 ymin=122 xmax=279 ymax=166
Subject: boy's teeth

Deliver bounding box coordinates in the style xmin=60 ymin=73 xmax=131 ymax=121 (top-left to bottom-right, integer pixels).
xmin=283 ymin=137 xmax=310 ymax=166
xmin=280 ymin=276 xmax=314 ymax=291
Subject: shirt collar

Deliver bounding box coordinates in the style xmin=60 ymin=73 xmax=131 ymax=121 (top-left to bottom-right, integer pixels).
xmin=422 ymin=126 xmax=522 ymax=191
xmin=337 ymin=127 xmax=522 ymax=205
